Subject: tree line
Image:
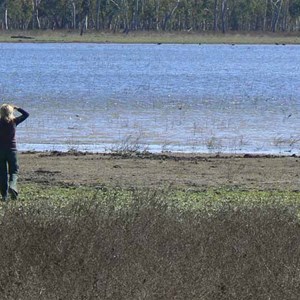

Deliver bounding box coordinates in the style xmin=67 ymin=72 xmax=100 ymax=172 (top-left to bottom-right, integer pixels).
xmin=0 ymin=0 xmax=300 ymax=33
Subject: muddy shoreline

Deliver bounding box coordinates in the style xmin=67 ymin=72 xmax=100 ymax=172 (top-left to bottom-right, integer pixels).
xmin=18 ymin=151 xmax=300 ymax=191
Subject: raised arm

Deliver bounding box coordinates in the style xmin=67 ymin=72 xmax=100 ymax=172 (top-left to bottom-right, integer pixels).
xmin=14 ymin=106 xmax=29 ymax=126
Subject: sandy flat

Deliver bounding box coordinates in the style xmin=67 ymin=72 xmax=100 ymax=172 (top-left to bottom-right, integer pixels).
xmin=17 ymin=151 xmax=300 ymax=191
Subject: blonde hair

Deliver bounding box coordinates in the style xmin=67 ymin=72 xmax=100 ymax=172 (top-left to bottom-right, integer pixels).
xmin=0 ymin=104 xmax=14 ymax=123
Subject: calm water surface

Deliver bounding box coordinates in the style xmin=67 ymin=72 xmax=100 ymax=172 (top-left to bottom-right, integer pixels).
xmin=0 ymin=43 xmax=299 ymax=154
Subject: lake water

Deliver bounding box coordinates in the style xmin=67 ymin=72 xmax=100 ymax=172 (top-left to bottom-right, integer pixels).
xmin=0 ymin=43 xmax=299 ymax=154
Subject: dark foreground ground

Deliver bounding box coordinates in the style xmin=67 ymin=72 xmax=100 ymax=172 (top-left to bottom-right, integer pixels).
xmin=1 ymin=151 xmax=300 ymax=299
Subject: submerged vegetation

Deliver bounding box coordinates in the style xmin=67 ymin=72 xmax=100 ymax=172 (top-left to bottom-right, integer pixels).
xmin=1 ymin=183 xmax=300 ymax=299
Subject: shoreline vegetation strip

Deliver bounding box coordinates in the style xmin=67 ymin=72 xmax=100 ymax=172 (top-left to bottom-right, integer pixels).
xmin=0 ymin=30 xmax=300 ymax=44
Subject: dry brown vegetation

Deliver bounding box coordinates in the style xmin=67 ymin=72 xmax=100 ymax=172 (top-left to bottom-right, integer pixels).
xmin=0 ymin=188 xmax=300 ymax=299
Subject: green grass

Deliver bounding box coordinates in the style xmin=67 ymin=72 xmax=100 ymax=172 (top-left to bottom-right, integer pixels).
xmin=7 ymin=183 xmax=300 ymax=211
xmin=1 ymin=30 xmax=300 ymax=44
xmin=1 ymin=183 xmax=300 ymax=299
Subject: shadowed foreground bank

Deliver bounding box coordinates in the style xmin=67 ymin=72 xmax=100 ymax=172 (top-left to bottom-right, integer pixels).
xmin=0 ymin=189 xmax=300 ymax=299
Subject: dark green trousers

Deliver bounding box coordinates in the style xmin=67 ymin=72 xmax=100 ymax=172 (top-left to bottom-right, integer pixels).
xmin=0 ymin=150 xmax=19 ymax=199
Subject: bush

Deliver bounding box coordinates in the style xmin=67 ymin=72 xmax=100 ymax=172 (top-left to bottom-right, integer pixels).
xmin=0 ymin=190 xmax=300 ymax=299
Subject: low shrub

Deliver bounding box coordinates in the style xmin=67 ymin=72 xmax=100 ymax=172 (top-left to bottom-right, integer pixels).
xmin=0 ymin=188 xmax=300 ymax=299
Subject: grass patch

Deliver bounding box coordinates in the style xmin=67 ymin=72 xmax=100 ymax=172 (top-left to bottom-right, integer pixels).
xmin=1 ymin=30 xmax=300 ymax=44
xmin=1 ymin=184 xmax=300 ymax=299
xmin=13 ymin=183 xmax=300 ymax=212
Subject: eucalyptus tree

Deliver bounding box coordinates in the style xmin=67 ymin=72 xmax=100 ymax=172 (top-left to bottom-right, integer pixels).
xmin=38 ymin=0 xmax=69 ymax=29
xmin=1 ymin=0 xmax=300 ymax=32
xmin=213 ymin=0 xmax=218 ymax=30
xmin=290 ymin=0 xmax=300 ymax=28
xmin=290 ymin=0 xmax=300 ymax=17
xmin=11 ymin=0 xmax=33 ymax=29
xmin=227 ymin=0 xmax=266 ymax=31
xmin=0 ymin=0 xmax=31 ymax=29
xmin=32 ymin=0 xmax=41 ymax=29
xmin=289 ymin=0 xmax=300 ymax=29
xmin=0 ymin=0 xmax=8 ymax=29
xmin=221 ymin=0 xmax=227 ymax=32
xmin=271 ymin=0 xmax=283 ymax=31
xmin=95 ymin=0 xmax=101 ymax=29
xmin=80 ymin=0 xmax=90 ymax=34
xmin=160 ymin=0 xmax=180 ymax=30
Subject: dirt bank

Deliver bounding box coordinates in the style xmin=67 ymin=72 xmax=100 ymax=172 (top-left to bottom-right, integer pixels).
xmin=18 ymin=151 xmax=300 ymax=191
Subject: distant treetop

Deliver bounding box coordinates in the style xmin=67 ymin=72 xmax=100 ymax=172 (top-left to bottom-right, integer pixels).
xmin=0 ymin=0 xmax=300 ymax=33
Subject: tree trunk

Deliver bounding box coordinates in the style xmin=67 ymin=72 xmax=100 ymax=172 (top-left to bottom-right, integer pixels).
xmin=96 ymin=0 xmax=101 ymax=30
xmin=213 ymin=0 xmax=218 ymax=31
xmin=4 ymin=7 xmax=8 ymax=30
xmin=80 ymin=0 xmax=90 ymax=35
xmin=132 ymin=0 xmax=139 ymax=30
xmin=282 ymin=0 xmax=290 ymax=31
xmin=263 ymin=0 xmax=269 ymax=31
xmin=4 ymin=10 xmax=8 ymax=30
xmin=221 ymin=0 xmax=227 ymax=33
xmin=32 ymin=0 xmax=41 ymax=29
xmin=72 ymin=1 xmax=76 ymax=29
xmin=80 ymin=18 xmax=86 ymax=35
xmin=162 ymin=0 xmax=180 ymax=31
xmin=271 ymin=0 xmax=283 ymax=32
xmin=156 ymin=0 xmax=160 ymax=30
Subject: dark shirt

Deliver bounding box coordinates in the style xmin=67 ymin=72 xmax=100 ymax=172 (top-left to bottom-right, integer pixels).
xmin=0 ymin=108 xmax=29 ymax=151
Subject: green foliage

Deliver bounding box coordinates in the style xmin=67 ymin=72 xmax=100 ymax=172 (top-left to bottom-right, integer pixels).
xmin=4 ymin=183 xmax=300 ymax=215
xmin=290 ymin=0 xmax=300 ymax=18
xmin=2 ymin=0 xmax=33 ymax=29
xmin=0 ymin=0 xmax=300 ymax=32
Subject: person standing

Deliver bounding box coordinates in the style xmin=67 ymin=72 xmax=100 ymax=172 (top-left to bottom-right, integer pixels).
xmin=0 ymin=104 xmax=29 ymax=201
